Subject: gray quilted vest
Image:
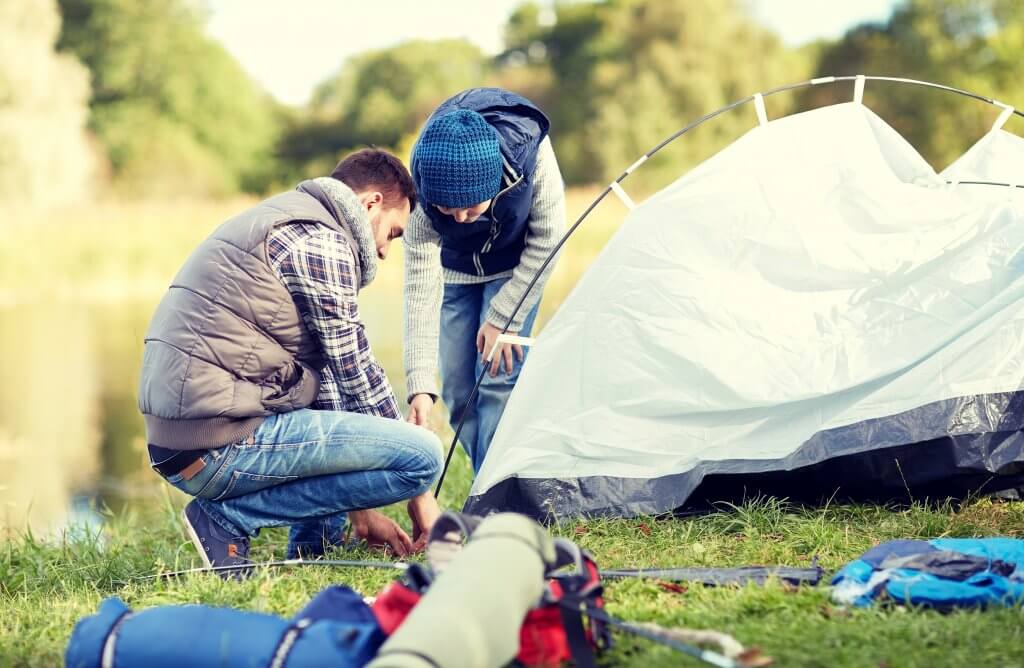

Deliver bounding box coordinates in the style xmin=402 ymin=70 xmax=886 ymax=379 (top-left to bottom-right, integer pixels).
xmin=138 ymin=180 xmax=365 ymax=450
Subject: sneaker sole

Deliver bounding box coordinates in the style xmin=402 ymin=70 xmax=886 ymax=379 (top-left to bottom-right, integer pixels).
xmin=182 ymin=506 xmax=213 ymax=570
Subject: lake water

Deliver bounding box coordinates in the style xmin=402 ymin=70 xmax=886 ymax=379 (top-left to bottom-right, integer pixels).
xmin=0 ymin=291 xmax=428 ymax=536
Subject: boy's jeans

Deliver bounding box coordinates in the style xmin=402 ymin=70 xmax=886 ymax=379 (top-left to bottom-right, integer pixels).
xmin=160 ymin=408 xmax=442 ymax=558
xmin=439 ymin=277 xmax=540 ymax=473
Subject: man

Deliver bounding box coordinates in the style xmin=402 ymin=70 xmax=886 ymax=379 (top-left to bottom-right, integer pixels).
xmin=404 ymin=88 xmax=566 ymax=473
xmin=139 ymin=149 xmax=442 ymax=575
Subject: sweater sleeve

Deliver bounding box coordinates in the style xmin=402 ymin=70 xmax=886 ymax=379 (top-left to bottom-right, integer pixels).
xmin=402 ymin=205 xmax=444 ymax=402
xmin=484 ymin=136 xmax=567 ymax=331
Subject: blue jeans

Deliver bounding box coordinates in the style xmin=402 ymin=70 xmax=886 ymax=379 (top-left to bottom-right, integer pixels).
xmin=162 ymin=408 xmax=442 ymax=557
xmin=440 ymin=278 xmax=540 ymax=473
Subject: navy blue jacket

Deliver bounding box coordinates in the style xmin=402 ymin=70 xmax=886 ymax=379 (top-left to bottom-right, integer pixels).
xmin=413 ymin=88 xmax=550 ymax=276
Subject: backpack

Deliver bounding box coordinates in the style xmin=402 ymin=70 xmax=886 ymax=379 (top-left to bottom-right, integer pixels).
xmin=372 ymin=512 xmax=612 ymax=668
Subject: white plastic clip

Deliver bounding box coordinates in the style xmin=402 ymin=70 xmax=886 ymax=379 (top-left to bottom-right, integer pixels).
xmin=485 ymin=333 xmax=536 ymax=362
xmin=753 ymin=93 xmax=768 ymax=127
xmin=992 ymin=102 xmax=1015 ymax=133
xmin=624 ymin=155 xmax=648 ymax=175
xmin=854 ymin=75 xmax=865 ymax=105
xmin=610 ymin=181 xmax=636 ymax=210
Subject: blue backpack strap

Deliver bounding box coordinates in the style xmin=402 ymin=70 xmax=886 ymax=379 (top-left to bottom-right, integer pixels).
xmin=269 ymin=618 xmax=313 ymax=668
xmin=99 ymin=610 xmax=134 ymax=668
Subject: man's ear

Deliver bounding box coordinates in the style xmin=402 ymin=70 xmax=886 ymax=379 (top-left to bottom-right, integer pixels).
xmin=360 ymin=191 xmax=384 ymax=210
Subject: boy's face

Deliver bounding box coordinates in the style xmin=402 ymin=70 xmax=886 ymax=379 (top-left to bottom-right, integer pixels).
xmin=361 ymin=191 xmax=410 ymax=260
xmin=435 ymin=199 xmax=492 ymax=224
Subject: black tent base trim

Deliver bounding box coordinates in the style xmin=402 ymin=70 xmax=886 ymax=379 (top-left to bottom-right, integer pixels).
xmin=464 ymin=391 xmax=1024 ymax=521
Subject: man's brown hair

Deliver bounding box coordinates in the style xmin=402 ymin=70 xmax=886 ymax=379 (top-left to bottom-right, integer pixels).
xmin=331 ymin=148 xmax=417 ymax=211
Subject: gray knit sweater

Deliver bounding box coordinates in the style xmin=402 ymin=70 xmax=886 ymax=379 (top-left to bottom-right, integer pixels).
xmin=403 ymin=137 xmax=566 ymax=400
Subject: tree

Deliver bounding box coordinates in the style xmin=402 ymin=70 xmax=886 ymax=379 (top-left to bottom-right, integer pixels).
xmin=279 ymin=1 xmax=813 ymax=191
xmin=509 ymin=0 xmax=813 ymax=190
xmin=802 ymin=0 xmax=1024 ymax=170
xmin=0 ymin=0 xmax=96 ymax=207
xmin=520 ymin=1 xmax=617 ymax=185
xmin=57 ymin=0 xmax=281 ymax=196
xmin=279 ymin=39 xmax=488 ymax=175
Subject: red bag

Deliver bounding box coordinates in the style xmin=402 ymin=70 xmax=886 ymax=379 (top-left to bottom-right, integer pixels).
xmin=372 ymin=539 xmax=610 ymax=668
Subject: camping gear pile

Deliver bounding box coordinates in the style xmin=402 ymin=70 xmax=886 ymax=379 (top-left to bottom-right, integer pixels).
xmin=65 ymin=517 xmax=1024 ymax=667
xmin=66 ymin=512 xmax=756 ymax=668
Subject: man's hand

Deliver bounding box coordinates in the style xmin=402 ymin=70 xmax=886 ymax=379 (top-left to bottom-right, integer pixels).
xmin=407 ymin=393 xmax=434 ymax=427
xmin=476 ymin=322 xmax=524 ymax=377
xmin=349 ymin=509 xmax=413 ymax=556
xmin=407 ymin=492 xmax=442 ymax=552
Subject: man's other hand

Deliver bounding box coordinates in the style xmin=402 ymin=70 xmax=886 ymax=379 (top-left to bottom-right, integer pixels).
xmin=407 ymin=393 xmax=434 ymax=427
xmin=349 ymin=509 xmax=413 ymax=556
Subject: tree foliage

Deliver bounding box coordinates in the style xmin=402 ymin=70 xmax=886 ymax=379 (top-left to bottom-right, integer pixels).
xmin=0 ymin=0 xmax=95 ymax=207
xmin=284 ymin=0 xmax=811 ymax=191
xmin=548 ymin=0 xmax=809 ymax=190
xmin=278 ymin=40 xmax=488 ymax=179
xmin=57 ymin=0 xmax=281 ymax=196
xmin=28 ymin=0 xmax=1024 ymax=201
xmin=802 ymin=0 xmax=1024 ymax=170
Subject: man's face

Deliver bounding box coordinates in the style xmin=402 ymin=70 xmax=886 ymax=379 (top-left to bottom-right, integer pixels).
xmin=435 ymin=199 xmax=492 ymax=224
xmin=361 ymin=191 xmax=410 ymax=260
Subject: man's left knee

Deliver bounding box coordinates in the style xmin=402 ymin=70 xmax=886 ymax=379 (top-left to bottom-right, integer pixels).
xmin=406 ymin=428 xmax=443 ymax=488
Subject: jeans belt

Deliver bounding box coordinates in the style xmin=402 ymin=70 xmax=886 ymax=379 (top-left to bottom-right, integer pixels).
xmin=151 ymin=449 xmax=205 ymax=477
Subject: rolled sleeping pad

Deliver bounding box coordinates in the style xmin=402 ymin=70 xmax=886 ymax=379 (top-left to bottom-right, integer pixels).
xmin=65 ymin=585 xmax=383 ymax=668
xmin=367 ymin=513 xmax=556 ymax=668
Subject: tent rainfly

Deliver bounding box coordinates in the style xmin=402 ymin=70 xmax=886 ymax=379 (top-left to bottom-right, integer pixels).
xmin=460 ymin=76 xmax=1024 ymax=520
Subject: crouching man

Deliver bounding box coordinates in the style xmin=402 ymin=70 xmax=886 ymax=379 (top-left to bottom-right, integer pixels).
xmin=138 ymin=149 xmax=442 ymax=575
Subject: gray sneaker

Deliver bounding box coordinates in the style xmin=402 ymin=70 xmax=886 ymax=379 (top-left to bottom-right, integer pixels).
xmin=183 ymin=500 xmax=252 ymax=580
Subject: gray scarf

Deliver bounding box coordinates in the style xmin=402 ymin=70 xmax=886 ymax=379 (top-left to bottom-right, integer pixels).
xmin=299 ymin=177 xmax=378 ymax=287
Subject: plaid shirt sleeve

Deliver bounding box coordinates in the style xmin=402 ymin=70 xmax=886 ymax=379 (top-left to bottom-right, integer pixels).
xmin=268 ymin=222 xmax=401 ymax=419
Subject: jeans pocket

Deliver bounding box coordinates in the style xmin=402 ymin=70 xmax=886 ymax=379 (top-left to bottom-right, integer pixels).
xmin=212 ymin=470 xmax=299 ymax=502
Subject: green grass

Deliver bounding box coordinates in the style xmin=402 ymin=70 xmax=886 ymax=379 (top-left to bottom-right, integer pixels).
xmin=4 ymin=489 xmax=1024 ymax=666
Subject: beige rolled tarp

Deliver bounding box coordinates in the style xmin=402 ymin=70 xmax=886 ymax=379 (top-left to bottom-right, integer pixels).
xmin=367 ymin=513 xmax=555 ymax=668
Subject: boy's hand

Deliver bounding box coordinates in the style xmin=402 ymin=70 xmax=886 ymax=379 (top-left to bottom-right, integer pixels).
xmin=349 ymin=509 xmax=413 ymax=556
xmin=407 ymin=393 xmax=434 ymax=427
xmin=477 ymin=322 xmax=524 ymax=377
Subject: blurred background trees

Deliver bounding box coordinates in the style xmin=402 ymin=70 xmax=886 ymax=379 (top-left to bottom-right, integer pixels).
xmin=278 ymin=39 xmax=489 ymax=184
xmin=801 ymin=0 xmax=1024 ymax=169
xmin=56 ymin=0 xmax=280 ymax=197
xmin=0 ymin=0 xmax=96 ymax=206
xmin=3 ymin=0 xmax=1024 ymax=204
xmin=509 ymin=0 xmax=811 ymax=190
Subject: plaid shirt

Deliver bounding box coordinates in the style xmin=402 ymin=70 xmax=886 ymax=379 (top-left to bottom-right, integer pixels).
xmin=266 ymin=221 xmax=401 ymax=419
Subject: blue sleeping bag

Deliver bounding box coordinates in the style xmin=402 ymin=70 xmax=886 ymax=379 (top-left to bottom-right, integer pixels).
xmin=831 ymin=538 xmax=1024 ymax=608
xmin=65 ymin=585 xmax=384 ymax=668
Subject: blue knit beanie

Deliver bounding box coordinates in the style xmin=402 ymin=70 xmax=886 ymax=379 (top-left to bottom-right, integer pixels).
xmin=415 ymin=109 xmax=502 ymax=208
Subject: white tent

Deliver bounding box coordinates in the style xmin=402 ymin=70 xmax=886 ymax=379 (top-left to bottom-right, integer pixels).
xmin=465 ymin=95 xmax=1024 ymax=519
